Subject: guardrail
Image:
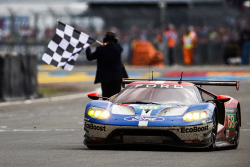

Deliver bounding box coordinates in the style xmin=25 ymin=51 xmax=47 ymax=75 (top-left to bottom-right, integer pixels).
xmin=0 ymin=53 xmax=39 ymax=101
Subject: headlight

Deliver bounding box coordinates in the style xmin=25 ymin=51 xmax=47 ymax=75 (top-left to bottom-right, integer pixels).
xmin=87 ymin=107 xmax=110 ymax=119
xmin=182 ymin=110 xmax=209 ymax=122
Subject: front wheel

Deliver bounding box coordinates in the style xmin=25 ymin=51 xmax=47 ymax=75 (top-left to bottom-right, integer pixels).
xmin=208 ymin=111 xmax=218 ymax=151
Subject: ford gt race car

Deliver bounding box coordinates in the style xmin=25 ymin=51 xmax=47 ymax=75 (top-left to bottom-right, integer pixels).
xmin=84 ymin=79 xmax=241 ymax=150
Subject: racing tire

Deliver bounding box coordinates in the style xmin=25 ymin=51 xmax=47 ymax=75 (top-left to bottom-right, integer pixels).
xmin=84 ymin=139 xmax=99 ymax=150
xmin=84 ymin=140 xmax=106 ymax=150
xmin=86 ymin=145 xmax=99 ymax=149
xmin=208 ymin=111 xmax=218 ymax=151
xmin=231 ymin=109 xmax=240 ymax=149
xmin=86 ymin=144 xmax=110 ymax=150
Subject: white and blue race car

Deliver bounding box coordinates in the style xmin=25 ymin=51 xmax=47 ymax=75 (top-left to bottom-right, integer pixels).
xmin=84 ymin=79 xmax=240 ymax=150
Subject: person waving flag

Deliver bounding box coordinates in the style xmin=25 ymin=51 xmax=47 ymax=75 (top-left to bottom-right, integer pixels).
xmin=42 ymin=21 xmax=100 ymax=71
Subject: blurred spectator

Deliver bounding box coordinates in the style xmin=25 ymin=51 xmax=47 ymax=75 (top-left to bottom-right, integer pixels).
xmin=181 ymin=27 xmax=196 ymax=65
xmin=153 ymin=28 xmax=165 ymax=54
xmin=189 ymin=25 xmax=197 ymax=44
xmin=18 ymin=25 xmax=34 ymax=41
xmin=223 ymin=31 xmax=240 ymax=64
xmin=44 ymin=27 xmax=54 ymax=41
xmin=218 ymin=27 xmax=230 ymax=43
xmin=209 ymin=29 xmax=218 ymax=42
xmin=239 ymin=23 xmax=250 ymax=65
xmin=164 ymin=24 xmax=177 ymax=65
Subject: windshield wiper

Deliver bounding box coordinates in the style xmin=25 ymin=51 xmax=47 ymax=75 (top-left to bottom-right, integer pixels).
xmin=122 ymin=101 xmax=160 ymax=105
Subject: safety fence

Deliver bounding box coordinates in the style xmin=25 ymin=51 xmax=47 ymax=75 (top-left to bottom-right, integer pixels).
xmin=0 ymin=41 xmax=236 ymax=66
xmin=172 ymin=42 xmax=226 ymax=65
xmin=0 ymin=53 xmax=39 ymax=101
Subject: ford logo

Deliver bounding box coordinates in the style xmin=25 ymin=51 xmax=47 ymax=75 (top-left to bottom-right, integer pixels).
xmin=124 ymin=116 xmax=165 ymax=121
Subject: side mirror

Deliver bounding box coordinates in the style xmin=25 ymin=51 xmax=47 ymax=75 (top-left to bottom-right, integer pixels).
xmin=87 ymin=92 xmax=100 ymax=100
xmin=217 ymin=95 xmax=231 ymax=103
xmin=206 ymin=95 xmax=231 ymax=103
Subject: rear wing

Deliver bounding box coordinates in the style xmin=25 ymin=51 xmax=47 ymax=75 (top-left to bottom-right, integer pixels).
xmin=122 ymin=79 xmax=239 ymax=91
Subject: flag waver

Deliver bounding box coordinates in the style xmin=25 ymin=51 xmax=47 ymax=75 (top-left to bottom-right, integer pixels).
xmin=42 ymin=21 xmax=96 ymax=71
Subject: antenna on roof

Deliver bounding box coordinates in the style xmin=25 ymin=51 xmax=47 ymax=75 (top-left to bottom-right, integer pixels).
xmin=178 ymin=72 xmax=183 ymax=84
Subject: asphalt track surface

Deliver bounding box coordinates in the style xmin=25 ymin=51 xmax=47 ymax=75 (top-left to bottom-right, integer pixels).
xmin=1 ymin=65 xmax=250 ymax=167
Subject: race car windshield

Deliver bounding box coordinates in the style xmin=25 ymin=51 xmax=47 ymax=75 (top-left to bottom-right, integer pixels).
xmin=113 ymin=85 xmax=199 ymax=105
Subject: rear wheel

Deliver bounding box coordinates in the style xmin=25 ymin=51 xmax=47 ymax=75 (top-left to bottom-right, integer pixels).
xmin=208 ymin=111 xmax=218 ymax=151
xmin=232 ymin=109 xmax=240 ymax=149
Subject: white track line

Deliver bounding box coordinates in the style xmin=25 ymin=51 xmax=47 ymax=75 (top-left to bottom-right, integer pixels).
xmin=0 ymin=87 xmax=102 ymax=107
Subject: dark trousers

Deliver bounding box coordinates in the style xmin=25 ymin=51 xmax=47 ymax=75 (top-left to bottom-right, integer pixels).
xmin=168 ymin=47 xmax=174 ymax=65
xmin=101 ymin=81 xmax=122 ymax=98
xmin=241 ymin=41 xmax=250 ymax=65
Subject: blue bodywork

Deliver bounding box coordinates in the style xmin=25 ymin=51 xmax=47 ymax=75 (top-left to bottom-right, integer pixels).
xmin=85 ymin=100 xmax=216 ymax=127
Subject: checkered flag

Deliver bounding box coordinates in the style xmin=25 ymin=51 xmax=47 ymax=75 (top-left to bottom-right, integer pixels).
xmin=42 ymin=21 xmax=96 ymax=71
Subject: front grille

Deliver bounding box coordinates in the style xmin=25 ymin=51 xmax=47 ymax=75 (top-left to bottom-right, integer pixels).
xmin=105 ymin=129 xmax=184 ymax=146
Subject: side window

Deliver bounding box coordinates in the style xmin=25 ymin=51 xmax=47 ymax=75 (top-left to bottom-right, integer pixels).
xmin=194 ymin=87 xmax=204 ymax=102
xmin=195 ymin=86 xmax=217 ymax=103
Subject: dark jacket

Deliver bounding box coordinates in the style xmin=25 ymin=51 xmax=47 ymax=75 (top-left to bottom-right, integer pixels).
xmin=86 ymin=43 xmax=128 ymax=84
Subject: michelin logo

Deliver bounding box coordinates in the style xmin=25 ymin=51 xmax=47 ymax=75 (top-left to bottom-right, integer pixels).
xmin=124 ymin=116 xmax=165 ymax=121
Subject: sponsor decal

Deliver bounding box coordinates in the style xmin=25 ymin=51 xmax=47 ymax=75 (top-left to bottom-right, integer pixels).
xmin=85 ymin=122 xmax=106 ymax=131
xmin=124 ymin=116 xmax=165 ymax=121
xmin=137 ymin=105 xmax=160 ymax=110
xmin=227 ymin=113 xmax=236 ymax=130
xmin=181 ymin=125 xmax=208 ymax=133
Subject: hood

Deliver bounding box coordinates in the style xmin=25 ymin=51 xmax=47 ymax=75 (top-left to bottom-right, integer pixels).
xmin=111 ymin=103 xmax=189 ymax=116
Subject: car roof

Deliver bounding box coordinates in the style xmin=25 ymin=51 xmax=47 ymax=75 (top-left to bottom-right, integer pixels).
xmin=128 ymin=81 xmax=194 ymax=86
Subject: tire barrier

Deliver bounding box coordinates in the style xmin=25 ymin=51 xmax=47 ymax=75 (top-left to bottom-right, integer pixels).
xmin=130 ymin=40 xmax=164 ymax=66
xmin=0 ymin=53 xmax=39 ymax=101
